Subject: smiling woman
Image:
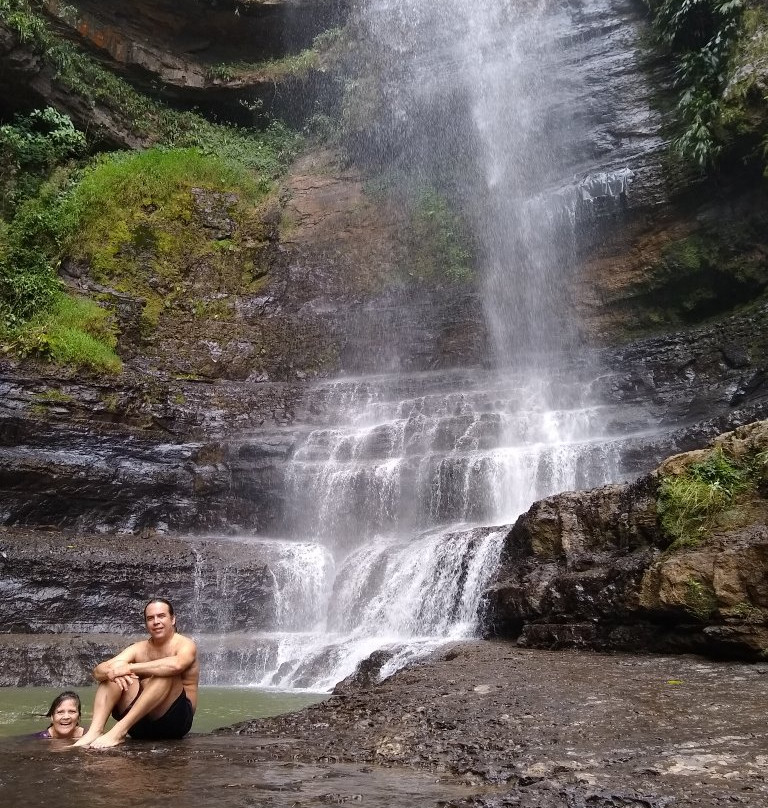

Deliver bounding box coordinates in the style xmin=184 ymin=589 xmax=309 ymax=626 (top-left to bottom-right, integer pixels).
xmin=34 ymin=691 xmax=85 ymax=741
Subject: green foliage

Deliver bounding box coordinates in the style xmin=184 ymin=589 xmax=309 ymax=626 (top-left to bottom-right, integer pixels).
xmin=208 ymin=26 xmax=345 ymax=83
xmin=206 ymin=48 xmax=319 ymax=82
xmin=170 ymin=119 xmax=303 ymax=182
xmin=646 ymin=0 xmax=746 ymax=168
xmin=0 ymin=107 xmax=86 ymax=212
xmin=34 ymin=388 xmax=74 ymax=404
xmin=0 ymin=172 xmax=78 ymax=326
xmin=407 ymin=189 xmax=473 ymax=283
xmin=8 ymin=294 xmax=121 ymax=373
xmin=0 ymin=0 xmax=47 ymax=43
xmin=0 ymin=0 xmax=306 ymax=373
xmin=56 ymin=147 xmax=265 ymax=329
xmin=657 ymin=447 xmax=753 ymax=548
xmin=626 ymin=212 xmax=768 ymax=331
xmin=0 ymin=0 xmax=303 ymax=174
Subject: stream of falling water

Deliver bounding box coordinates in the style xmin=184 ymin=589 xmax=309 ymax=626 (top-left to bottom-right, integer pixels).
xmin=203 ymin=0 xmax=657 ymax=690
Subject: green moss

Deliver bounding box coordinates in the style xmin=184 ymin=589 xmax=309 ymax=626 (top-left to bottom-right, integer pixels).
xmin=9 ymin=294 xmax=122 ymax=373
xmin=33 ymin=389 xmax=74 ymax=404
xmin=731 ymin=601 xmax=765 ymax=620
xmin=192 ymin=299 xmax=233 ymax=319
xmin=683 ymin=576 xmax=718 ymax=620
xmin=56 ymin=148 xmax=264 ymax=329
xmin=624 ymin=214 xmax=768 ymax=332
xmin=406 ymin=189 xmax=474 ymax=284
xmin=101 ymin=392 xmax=120 ymax=412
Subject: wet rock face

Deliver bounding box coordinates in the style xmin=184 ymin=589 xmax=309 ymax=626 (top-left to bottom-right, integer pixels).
xmin=0 ymin=367 xmax=311 ymax=534
xmin=0 ymin=634 xmax=126 ymax=687
xmin=486 ymin=421 xmax=768 ymax=660
xmin=0 ymin=530 xmax=277 ymax=635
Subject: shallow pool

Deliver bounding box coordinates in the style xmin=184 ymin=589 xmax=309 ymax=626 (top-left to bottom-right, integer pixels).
xmin=0 ymin=686 xmax=325 ymax=738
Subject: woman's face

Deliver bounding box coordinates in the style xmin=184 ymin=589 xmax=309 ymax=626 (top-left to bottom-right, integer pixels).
xmin=50 ymin=699 xmax=80 ymax=738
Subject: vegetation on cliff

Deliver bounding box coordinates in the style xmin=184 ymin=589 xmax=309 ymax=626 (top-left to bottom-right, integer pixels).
xmin=205 ymin=27 xmax=344 ymax=83
xmin=657 ymin=446 xmax=760 ymax=548
xmin=624 ymin=207 xmax=768 ymax=330
xmin=405 ymin=189 xmax=473 ymax=284
xmin=0 ymin=0 xmax=303 ymax=373
xmin=645 ymin=0 xmax=768 ymax=173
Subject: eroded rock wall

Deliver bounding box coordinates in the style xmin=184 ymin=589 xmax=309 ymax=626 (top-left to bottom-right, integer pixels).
xmin=487 ymin=421 xmax=768 ymax=660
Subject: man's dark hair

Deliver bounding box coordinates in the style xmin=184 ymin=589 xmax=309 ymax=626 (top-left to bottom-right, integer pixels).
xmin=144 ymin=597 xmax=175 ymax=618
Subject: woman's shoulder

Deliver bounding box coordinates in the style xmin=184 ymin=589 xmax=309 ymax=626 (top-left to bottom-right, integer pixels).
xmin=32 ymin=728 xmax=52 ymax=738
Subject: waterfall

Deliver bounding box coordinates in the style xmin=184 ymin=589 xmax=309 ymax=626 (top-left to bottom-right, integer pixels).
xmin=201 ymin=0 xmax=663 ymax=690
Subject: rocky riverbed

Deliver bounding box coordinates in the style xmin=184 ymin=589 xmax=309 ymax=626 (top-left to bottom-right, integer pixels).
xmin=219 ymin=641 xmax=768 ymax=807
xmin=2 ymin=641 xmax=766 ymax=807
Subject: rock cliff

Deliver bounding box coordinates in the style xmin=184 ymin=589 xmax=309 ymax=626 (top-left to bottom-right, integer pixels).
xmin=0 ymin=0 xmax=767 ymax=682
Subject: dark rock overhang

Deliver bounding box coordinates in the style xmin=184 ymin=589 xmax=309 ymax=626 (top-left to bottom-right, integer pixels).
xmin=38 ymin=0 xmax=350 ymax=125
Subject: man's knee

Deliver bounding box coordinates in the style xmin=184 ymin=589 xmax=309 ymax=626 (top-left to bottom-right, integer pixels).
xmin=141 ymin=676 xmax=176 ymax=696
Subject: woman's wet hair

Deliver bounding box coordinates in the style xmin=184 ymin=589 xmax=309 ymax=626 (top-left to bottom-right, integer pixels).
xmin=144 ymin=597 xmax=174 ymax=618
xmin=46 ymin=691 xmax=81 ymax=718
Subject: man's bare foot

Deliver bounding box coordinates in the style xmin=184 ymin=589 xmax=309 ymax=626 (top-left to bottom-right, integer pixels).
xmin=89 ymin=732 xmax=125 ymax=750
xmin=72 ymin=732 xmax=99 ymax=748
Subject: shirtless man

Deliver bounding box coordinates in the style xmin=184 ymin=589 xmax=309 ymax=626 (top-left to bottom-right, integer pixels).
xmin=74 ymin=598 xmax=199 ymax=749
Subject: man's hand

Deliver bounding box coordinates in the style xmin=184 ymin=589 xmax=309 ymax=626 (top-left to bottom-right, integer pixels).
xmin=105 ymin=660 xmax=138 ymax=690
xmin=111 ymin=673 xmax=138 ymax=691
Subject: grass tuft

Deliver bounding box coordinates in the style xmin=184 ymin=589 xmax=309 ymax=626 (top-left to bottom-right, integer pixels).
xmin=657 ymin=447 xmax=754 ymax=549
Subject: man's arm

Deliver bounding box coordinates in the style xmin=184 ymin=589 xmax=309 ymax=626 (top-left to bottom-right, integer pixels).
xmin=108 ymin=637 xmax=197 ymax=680
xmin=93 ymin=643 xmax=142 ymax=688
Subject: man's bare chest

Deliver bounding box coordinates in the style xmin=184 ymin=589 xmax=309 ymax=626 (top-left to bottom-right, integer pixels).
xmin=135 ymin=639 xmax=176 ymax=662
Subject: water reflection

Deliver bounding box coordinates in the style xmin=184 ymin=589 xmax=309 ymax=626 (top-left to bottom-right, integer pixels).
xmin=0 ymin=735 xmax=471 ymax=808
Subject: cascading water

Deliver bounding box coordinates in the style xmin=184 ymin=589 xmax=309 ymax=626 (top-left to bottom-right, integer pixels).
xmin=201 ymin=0 xmax=665 ymax=690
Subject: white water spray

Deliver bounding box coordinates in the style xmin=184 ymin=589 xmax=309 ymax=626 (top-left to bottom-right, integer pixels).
xmin=202 ymin=1 xmax=661 ymax=690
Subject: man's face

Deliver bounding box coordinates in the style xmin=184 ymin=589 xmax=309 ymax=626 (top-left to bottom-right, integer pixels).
xmin=144 ymin=602 xmax=176 ymax=641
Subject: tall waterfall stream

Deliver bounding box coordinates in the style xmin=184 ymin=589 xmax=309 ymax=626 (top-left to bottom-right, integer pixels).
xmin=203 ymin=0 xmax=663 ymax=691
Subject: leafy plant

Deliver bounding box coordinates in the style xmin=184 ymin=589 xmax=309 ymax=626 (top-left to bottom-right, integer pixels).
xmin=9 ymin=294 xmax=121 ymax=373
xmin=645 ymin=0 xmax=746 ymax=168
xmin=0 ymin=171 xmax=78 ymax=326
xmin=0 ymin=107 xmax=86 ymax=212
xmin=0 ymin=0 xmax=303 ymax=172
